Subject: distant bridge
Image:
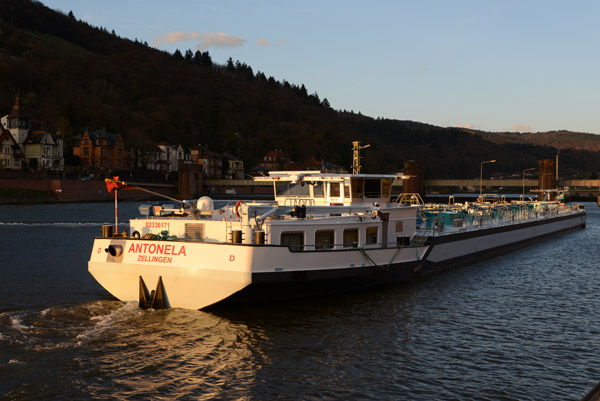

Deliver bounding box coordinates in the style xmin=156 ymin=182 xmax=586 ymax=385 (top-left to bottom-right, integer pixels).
xmin=423 ymin=179 xmax=600 ymax=191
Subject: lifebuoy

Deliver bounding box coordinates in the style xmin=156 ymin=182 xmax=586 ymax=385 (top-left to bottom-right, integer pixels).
xmin=235 ymin=200 xmax=244 ymax=217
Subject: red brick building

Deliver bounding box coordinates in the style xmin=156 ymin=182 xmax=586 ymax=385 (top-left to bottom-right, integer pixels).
xmin=73 ymin=128 xmax=127 ymax=170
xmin=190 ymin=145 xmax=222 ymax=177
xmin=261 ymin=149 xmax=289 ymax=170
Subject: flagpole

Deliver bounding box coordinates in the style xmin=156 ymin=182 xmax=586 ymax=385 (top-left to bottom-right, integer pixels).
xmin=115 ymin=189 xmax=118 ymax=234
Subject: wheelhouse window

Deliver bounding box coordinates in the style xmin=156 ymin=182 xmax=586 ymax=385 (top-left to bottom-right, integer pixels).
xmin=351 ymin=178 xmax=364 ymax=198
xmin=366 ymin=227 xmax=378 ymax=244
xmin=343 ymin=228 xmax=358 ymax=248
xmin=312 ymin=182 xmax=324 ymax=197
xmin=276 ymin=182 xmax=310 ymax=197
xmin=281 ymin=232 xmax=304 ymax=251
xmin=364 ymin=179 xmax=381 ymax=198
xmin=315 ymin=230 xmax=334 ymax=250
xmin=382 ymin=179 xmax=392 ymax=199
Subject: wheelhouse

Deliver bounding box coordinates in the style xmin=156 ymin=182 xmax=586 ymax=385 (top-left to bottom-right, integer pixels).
xmin=255 ymin=171 xmax=400 ymax=207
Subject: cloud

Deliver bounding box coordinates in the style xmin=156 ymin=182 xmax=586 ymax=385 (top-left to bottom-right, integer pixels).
xmin=512 ymin=124 xmax=531 ymax=132
xmin=256 ymin=37 xmax=287 ymax=47
xmin=152 ymin=31 xmax=247 ymax=50
xmin=455 ymin=123 xmax=474 ymax=129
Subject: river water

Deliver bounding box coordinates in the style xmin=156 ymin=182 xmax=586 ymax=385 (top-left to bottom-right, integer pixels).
xmin=0 ymin=201 xmax=599 ymax=400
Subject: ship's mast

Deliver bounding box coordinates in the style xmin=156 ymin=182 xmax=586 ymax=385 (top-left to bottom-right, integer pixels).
xmin=351 ymin=141 xmax=370 ymax=174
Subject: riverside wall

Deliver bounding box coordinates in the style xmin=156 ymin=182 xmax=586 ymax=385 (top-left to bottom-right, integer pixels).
xmin=0 ymin=179 xmax=178 ymax=203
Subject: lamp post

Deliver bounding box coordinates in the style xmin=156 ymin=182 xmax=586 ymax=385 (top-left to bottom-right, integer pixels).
xmin=522 ymin=167 xmax=535 ymax=199
xmin=480 ymin=160 xmax=496 ymax=197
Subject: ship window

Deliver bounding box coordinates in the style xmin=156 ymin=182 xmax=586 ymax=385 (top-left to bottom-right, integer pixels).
xmin=315 ymin=230 xmax=334 ymax=250
xmin=329 ymin=183 xmax=341 ymax=197
xmin=344 ymin=185 xmax=351 ymax=199
xmin=351 ymin=179 xmax=364 ymax=198
xmin=364 ymin=179 xmax=381 ymax=198
xmin=382 ymin=179 xmax=392 ymax=198
xmin=276 ymin=182 xmax=310 ymax=197
xmin=366 ymin=226 xmax=378 ymax=244
xmin=397 ymin=237 xmax=411 ymax=246
xmin=281 ymin=232 xmax=304 ymax=251
xmin=395 ymin=221 xmax=403 ymax=232
xmin=312 ymin=182 xmax=324 ymax=197
xmin=343 ymin=228 xmax=358 ymax=248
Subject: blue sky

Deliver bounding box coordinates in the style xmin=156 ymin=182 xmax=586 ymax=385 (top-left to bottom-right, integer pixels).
xmin=42 ymin=0 xmax=600 ymax=134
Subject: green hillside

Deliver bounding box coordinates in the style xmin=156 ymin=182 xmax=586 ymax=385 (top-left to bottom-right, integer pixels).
xmin=1 ymin=0 xmax=599 ymax=179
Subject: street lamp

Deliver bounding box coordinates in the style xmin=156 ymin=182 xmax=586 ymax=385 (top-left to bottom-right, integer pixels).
xmin=480 ymin=160 xmax=496 ymax=196
xmin=522 ymin=167 xmax=535 ymax=199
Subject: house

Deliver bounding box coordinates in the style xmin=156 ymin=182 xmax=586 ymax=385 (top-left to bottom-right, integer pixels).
xmin=226 ymin=156 xmax=244 ymax=179
xmin=146 ymin=142 xmax=187 ymax=172
xmin=190 ymin=145 xmax=222 ymax=178
xmin=1 ymin=95 xmax=31 ymax=145
xmin=0 ymin=129 xmax=24 ymax=169
xmin=248 ymin=165 xmax=269 ymax=177
xmin=260 ymin=149 xmax=289 ymax=170
xmin=1 ymin=95 xmax=65 ymax=171
xmin=73 ymin=128 xmax=127 ymax=170
xmin=22 ymin=130 xmax=64 ymax=170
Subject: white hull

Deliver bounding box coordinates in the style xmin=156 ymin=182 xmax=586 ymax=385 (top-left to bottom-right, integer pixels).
xmin=89 ymin=239 xmax=429 ymax=309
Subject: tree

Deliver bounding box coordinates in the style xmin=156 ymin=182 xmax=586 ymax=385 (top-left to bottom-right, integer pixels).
xmin=226 ymin=57 xmax=235 ymax=71
xmin=193 ymin=50 xmax=202 ymax=65
xmin=173 ymin=49 xmax=183 ymax=61
xmin=184 ymin=49 xmax=193 ymax=63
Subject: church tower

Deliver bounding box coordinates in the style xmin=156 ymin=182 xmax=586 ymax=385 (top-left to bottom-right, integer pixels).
xmin=2 ymin=95 xmax=31 ymax=145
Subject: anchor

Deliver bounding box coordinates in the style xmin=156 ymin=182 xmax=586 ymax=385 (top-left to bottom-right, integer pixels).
xmin=139 ymin=276 xmax=168 ymax=309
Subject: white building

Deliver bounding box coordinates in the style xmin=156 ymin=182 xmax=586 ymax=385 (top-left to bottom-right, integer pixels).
xmin=145 ymin=142 xmax=188 ymax=172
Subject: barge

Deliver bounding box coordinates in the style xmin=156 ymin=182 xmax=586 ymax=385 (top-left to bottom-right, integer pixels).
xmin=88 ymin=172 xmax=585 ymax=309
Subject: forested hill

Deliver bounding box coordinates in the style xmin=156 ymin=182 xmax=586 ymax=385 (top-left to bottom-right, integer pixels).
xmin=462 ymin=130 xmax=600 ymax=153
xmin=1 ymin=0 xmax=600 ymax=179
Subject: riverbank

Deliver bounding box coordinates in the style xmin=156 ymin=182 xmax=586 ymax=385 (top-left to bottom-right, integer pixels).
xmin=0 ymin=178 xmax=178 ymax=203
xmin=2 ymin=177 xmax=597 ymax=204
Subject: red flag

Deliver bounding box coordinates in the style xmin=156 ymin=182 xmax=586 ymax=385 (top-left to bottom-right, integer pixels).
xmin=105 ymin=176 xmax=131 ymax=192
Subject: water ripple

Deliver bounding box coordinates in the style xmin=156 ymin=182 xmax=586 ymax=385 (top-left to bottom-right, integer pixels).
xmin=1 ymin=203 xmax=600 ymax=400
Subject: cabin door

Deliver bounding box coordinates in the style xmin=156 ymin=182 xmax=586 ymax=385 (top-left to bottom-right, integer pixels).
xmin=327 ymin=182 xmax=343 ymax=205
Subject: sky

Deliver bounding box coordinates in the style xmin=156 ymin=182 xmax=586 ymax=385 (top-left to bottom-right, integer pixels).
xmin=41 ymin=0 xmax=600 ymax=134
